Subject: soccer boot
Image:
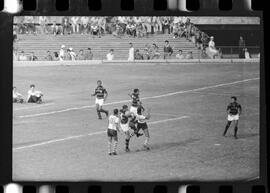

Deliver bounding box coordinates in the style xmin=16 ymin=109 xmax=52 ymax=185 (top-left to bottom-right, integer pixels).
xmin=125 ymin=147 xmax=130 ymax=152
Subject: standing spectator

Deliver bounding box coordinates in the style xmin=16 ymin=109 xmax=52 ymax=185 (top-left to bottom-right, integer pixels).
xmin=238 ymin=36 xmax=246 ymax=58
xmin=126 ymin=22 xmax=136 ymax=37
xmin=70 ymin=16 xmax=80 ymax=34
xmin=29 ymin=52 xmax=38 ymax=61
xmin=163 ymin=40 xmax=173 ymax=59
xmin=13 ymin=87 xmax=24 ymax=103
xmin=77 ymin=49 xmax=85 ymax=60
xmin=207 ymin=36 xmax=218 ymax=59
xmin=44 ymin=51 xmax=53 ymax=61
xmin=162 ymin=17 xmax=170 ymax=34
xmin=59 ymin=45 xmax=66 ymax=61
xmin=176 ymin=50 xmax=185 ymax=59
xmin=134 ymin=49 xmax=143 ymax=60
xmin=106 ymin=49 xmax=114 ymax=61
xmin=128 ymin=43 xmax=135 ymax=61
xmin=27 ymin=84 xmax=43 ymax=104
xmin=80 ymin=17 xmax=90 ymax=34
xmin=156 ymin=17 xmax=163 ymax=33
xmin=24 ymin=16 xmax=36 ymax=34
xmin=98 ymin=17 xmax=106 ymax=35
xmin=244 ymin=48 xmax=251 ymax=59
xmin=85 ymin=48 xmax=94 ymax=60
xmin=62 ymin=17 xmax=71 ymax=35
xmin=51 ymin=21 xmax=59 ymax=36
xmin=39 ymin=16 xmax=48 ymax=34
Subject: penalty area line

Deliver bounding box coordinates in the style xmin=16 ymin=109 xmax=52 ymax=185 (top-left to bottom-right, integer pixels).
xmin=17 ymin=77 xmax=259 ymax=119
xmin=13 ymin=115 xmax=190 ymax=151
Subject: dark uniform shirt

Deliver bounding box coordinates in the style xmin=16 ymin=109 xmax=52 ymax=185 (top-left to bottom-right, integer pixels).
xmin=120 ymin=109 xmax=129 ymax=124
xmin=164 ymin=45 xmax=173 ymax=54
xmin=227 ymin=102 xmax=242 ymax=115
xmin=93 ymin=86 xmax=107 ymax=99
xmin=131 ymin=93 xmax=140 ymax=107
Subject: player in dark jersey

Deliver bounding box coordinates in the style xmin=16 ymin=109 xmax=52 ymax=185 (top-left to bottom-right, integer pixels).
xmin=91 ymin=80 xmax=109 ymax=119
xmin=128 ymin=88 xmax=144 ymax=116
xmin=223 ymin=96 xmax=242 ymax=139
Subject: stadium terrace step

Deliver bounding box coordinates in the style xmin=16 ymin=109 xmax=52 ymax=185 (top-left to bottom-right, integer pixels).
xmin=14 ymin=34 xmax=202 ymax=60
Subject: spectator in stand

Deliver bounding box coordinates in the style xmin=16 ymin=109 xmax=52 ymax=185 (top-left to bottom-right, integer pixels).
xmin=62 ymin=17 xmax=71 ymax=35
xmin=143 ymin=17 xmax=152 ymax=36
xmin=17 ymin=17 xmax=27 ymax=34
xmin=39 ymin=16 xmax=48 ymax=34
xmin=44 ymin=51 xmax=53 ymax=61
xmin=185 ymin=51 xmax=193 ymax=59
xmin=18 ymin=51 xmax=27 ymax=61
xmin=13 ymin=87 xmax=24 ymax=103
xmin=85 ymin=48 xmax=94 ymax=60
xmin=117 ymin=16 xmax=127 ymax=34
xmin=81 ymin=17 xmax=90 ymax=34
xmin=185 ymin=18 xmax=192 ymax=41
xmin=77 ymin=49 xmax=85 ymax=60
xmin=69 ymin=48 xmax=76 ymax=61
xmin=244 ymin=48 xmax=251 ymax=59
xmin=238 ymin=36 xmax=246 ymax=58
xmin=134 ymin=49 xmax=143 ymax=60
xmin=152 ymin=44 xmax=160 ymax=59
xmin=66 ymin=49 xmax=72 ymax=60
xmin=162 ymin=17 xmax=170 ymax=34
xmin=195 ymin=30 xmax=203 ymax=49
xmin=98 ymin=17 xmax=106 ymax=35
xmin=106 ymin=49 xmax=114 ymax=61
xmin=128 ymin=43 xmax=135 ymax=61
xmin=172 ymin=23 xmax=180 ymax=38
xmin=59 ymin=45 xmax=66 ymax=61
xmin=176 ymin=50 xmax=185 ymax=59
xmin=29 ymin=52 xmax=38 ymax=61
xmin=126 ymin=22 xmax=136 ymax=37
xmin=200 ymin=49 xmax=210 ymax=59
xmin=207 ymin=36 xmax=218 ymax=59
xmin=142 ymin=45 xmax=150 ymax=60
xmin=13 ymin=29 xmax=17 ymax=42
xmin=216 ymin=48 xmax=223 ymax=59
xmin=90 ymin=21 xmax=100 ymax=38
xmin=71 ymin=16 xmax=80 ymax=34
xmin=13 ymin=49 xmax=19 ymax=61
xmin=156 ymin=17 xmax=163 ymax=33
xmin=136 ymin=23 xmax=145 ymax=38
xmin=52 ymin=21 xmax=60 ymax=36
xmin=24 ymin=16 xmax=36 ymax=34
xmin=163 ymin=40 xmax=173 ymax=59
xmin=53 ymin=52 xmax=59 ymax=60
xmin=27 ymin=84 xmax=43 ymax=104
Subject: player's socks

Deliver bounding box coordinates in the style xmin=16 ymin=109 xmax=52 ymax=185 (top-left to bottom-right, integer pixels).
xmin=113 ymin=141 xmax=118 ymax=154
xmin=234 ymin=127 xmax=238 ymax=139
xmin=97 ymin=109 xmax=102 ymax=119
xmin=223 ymin=125 xmax=230 ymax=136
xmin=125 ymin=139 xmax=130 ymax=151
xmin=108 ymin=141 xmax=112 ymax=155
xmin=143 ymin=137 xmax=150 ymax=150
xmin=100 ymin=109 xmax=109 ymax=117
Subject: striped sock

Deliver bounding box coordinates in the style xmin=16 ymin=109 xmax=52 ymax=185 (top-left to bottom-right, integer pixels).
xmin=108 ymin=141 xmax=112 ymax=154
xmin=113 ymin=141 xmax=118 ymax=153
xmin=125 ymin=139 xmax=130 ymax=149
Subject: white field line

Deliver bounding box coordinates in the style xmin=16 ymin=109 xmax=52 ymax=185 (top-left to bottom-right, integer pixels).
xmin=151 ymin=112 xmax=180 ymax=117
xmin=189 ymin=91 xmax=241 ymax=97
xmin=13 ymin=103 xmax=55 ymax=111
xmin=13 ymin=115 xmax=190 ymax=151
xmin=17 ymin=77 xmax=259 ymax=119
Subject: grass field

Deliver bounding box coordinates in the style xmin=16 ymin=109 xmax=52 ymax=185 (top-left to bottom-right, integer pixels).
xmin=13 ymin=62 xmax=260 ymax=181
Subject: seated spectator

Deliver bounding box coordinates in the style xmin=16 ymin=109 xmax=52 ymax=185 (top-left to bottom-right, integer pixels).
xmin=59 ymin=45 xmax=66 ymax=61
xmin=126 ymin=22 xmax=136 ymax=37
xmin=98 ymin=17 xmax=106 ymax=35
xmin=150 ymin=44 xmax=160 ymax=59
xmin=90 ymin=22 xmax=100 ymax=38
xmin=136 ymin=23 xmax=146 ymax=38
xmin=39 ymin=16 xmax=48 ymax=34
xmin=18 ymin=51 xmax=27 ymax=61
xmin=106 ymin=49 xmax=114 ymax=61
xmin=176 ymin=50 xmax=185 ymax=59
xmin=163 ymin=40 xmax=173 ymax=59
xmin=68 ymin=48 xmax=76 ymax=61
xmin=85 ymin=48 xmax=93 ymax=60
xmin=53 ymin=52 xmax=59 ymax=61
xmin=13 ymin=87 xmax=24 ymax=103
xmin=244 ymin=48 xmax=251 ymax=59
xmin=29 ymin=52 xmax=38 ymax=61
xmin=162 ymin=17 xmax=170 ymax=34
xmin=65 ymin=49 xmax=72 ymax=60
xmin=200 ymin=49 xmax=210 ymax=59
xmin=24 ymin=16 xmax=36 ymax=35
xmin=134 ymin=49 xmax=143 ymax=60
xmin=77 ymin=49 xmax=85 ymax=60
xmin=51 ymin=21 xmax=60 ymax=36
xmin=80 ymin=17 xmax=90 ymax=34
xmin=17 ymin=17 xmax=27 ymax=34
xmin=27 ymin=84 xmax=43 ymax=104
xmin=206 ymin=36 xmax=218 ymax=59
xmin=185 ymin=51 xmax=193 ymax=59
xmin=44 ymin=51 xmax=53 ymax=61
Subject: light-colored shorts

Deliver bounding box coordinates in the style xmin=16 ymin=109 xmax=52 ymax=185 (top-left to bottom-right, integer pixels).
xmin=130 ymin=106 xmax=138 ymax=116
xmin=227 ymin=114 xmax=239 ymax=121
xmin=95 ymin=98 xmax=104 ymax=106
xmin=120 ymin=123 xmax=129 ymax=132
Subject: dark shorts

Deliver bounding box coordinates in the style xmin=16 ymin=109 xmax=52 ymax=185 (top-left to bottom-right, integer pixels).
xmin=28 ymin=95 xmax=42 ymax=103
xmin=137 ymin=122 xmax=148 ymax=131
xmin=107 ymin=129 xmax=117 ymax=137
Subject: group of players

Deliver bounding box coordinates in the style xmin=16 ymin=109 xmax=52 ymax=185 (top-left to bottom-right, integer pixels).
xmin=91 ymin=80 xmax=243 ymax=156
xmin=91 ymin=80 xmax=151 ymax=155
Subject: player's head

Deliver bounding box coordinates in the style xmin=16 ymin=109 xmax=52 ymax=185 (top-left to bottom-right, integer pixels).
xmin=178 ymin=49 xmax=182 ymax=54
xmin=165 ymin=40 xmax=169 ymax=44
xmin=210 ymin=36 xmax=214 ymax=40
xmin=97 ymin=80 xmax=102 ymax=86
xmin=30 ymin=84 xmax=35 ymax=89
xmin=133 ymin=88 xmax=139 ymax=95
xmin=137 ymin=107 xmax=143 ymax=115
xmin=110 ymin=49 xmax=114 ymax=53
xmin=129 ymin=43 xmax=133 ymax=47
xmin=231 ymin=96 xmax=237 ymax=102
xmin=113 ymin=108 xmax=119 ymax=115
xmin=122 ymin=105 xmax=128 ymax=110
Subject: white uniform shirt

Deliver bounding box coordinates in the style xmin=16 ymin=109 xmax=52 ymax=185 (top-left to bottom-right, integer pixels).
xmin=59 ymin=49 xmax=65 ymax=61
xmin=106 ymin=53 xmax=114 ymax=60
xmin=128 ymin=47 xmax=134 ymax=61
xmin=108 ymin=115 xmax=120 ymax=130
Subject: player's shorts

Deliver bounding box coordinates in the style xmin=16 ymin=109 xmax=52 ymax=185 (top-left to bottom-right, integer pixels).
xmin=107 ymin=129 xmax=117 ymax=138
xmin=120 ymin=123 xmax=129 ymax=132
xmin=227 ymin=114 xmax=239 ymax=121
xmin=130 ymin=106 xmax=138 ymax=116
xmin=137 ymin=122 xmax=148 ymax=131
xmin=95 ymin=98 xmax=104 ymax=106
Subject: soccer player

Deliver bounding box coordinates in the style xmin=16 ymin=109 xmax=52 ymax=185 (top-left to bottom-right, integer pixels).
xmin=223 ymin=96 xmax=242 ymax=139
xmin=107 ymin=108 xmax=120 ymax=155
xmin=27 ymin=84 xmax=43 ymax=104
xmin=120 ymin=105 xmax=132 ymax=152
xmin=136 ymin=106 xmax=151 ymax=150
xmin=91 ymin=80 xmax=109 ymax=119
xmin=128 ymin=88 xmax=144 ymax=117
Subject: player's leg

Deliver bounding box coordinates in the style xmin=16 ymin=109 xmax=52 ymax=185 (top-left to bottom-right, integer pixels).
xmin=107 ymin=130 xmax=113 ymax=155
xmin=129 ymin=121 xmax=143 ymax=138
xmin=99 ymin=106 xmax=109 ymax=117
xmin=223 ymin=120 xmax=232 ymax=136
xmin=96 ymin=103 xmax=102 ymax=119
xmin=124 ymin=130 xmax=131 ymax=152
xmin=142 ymin=124 xmax=150 ymax=150
xmin=112 ymin=131 xmax=118 ymax=155
xmin=234 ymin=120 xmax=239 ymax=139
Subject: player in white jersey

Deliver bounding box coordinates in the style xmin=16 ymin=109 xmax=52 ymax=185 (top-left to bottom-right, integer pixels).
xmin=136 ymin=106 xmax=151 ymax=150
xmin=107 ymin=109 xmax=120 ymax=155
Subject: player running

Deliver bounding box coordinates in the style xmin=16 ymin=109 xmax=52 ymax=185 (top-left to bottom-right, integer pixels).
xmin=128 ymin=88 xmax=144 ymax=116
xmin=136 ymin=106 xmax=151 ymax=150
xmin=107 ymin=109 xmax=120 ymax=155
xmin=223 ymin=96 xmax=242 ymax=139
xmin=91 ymin=80 xmax=109 ymax=119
